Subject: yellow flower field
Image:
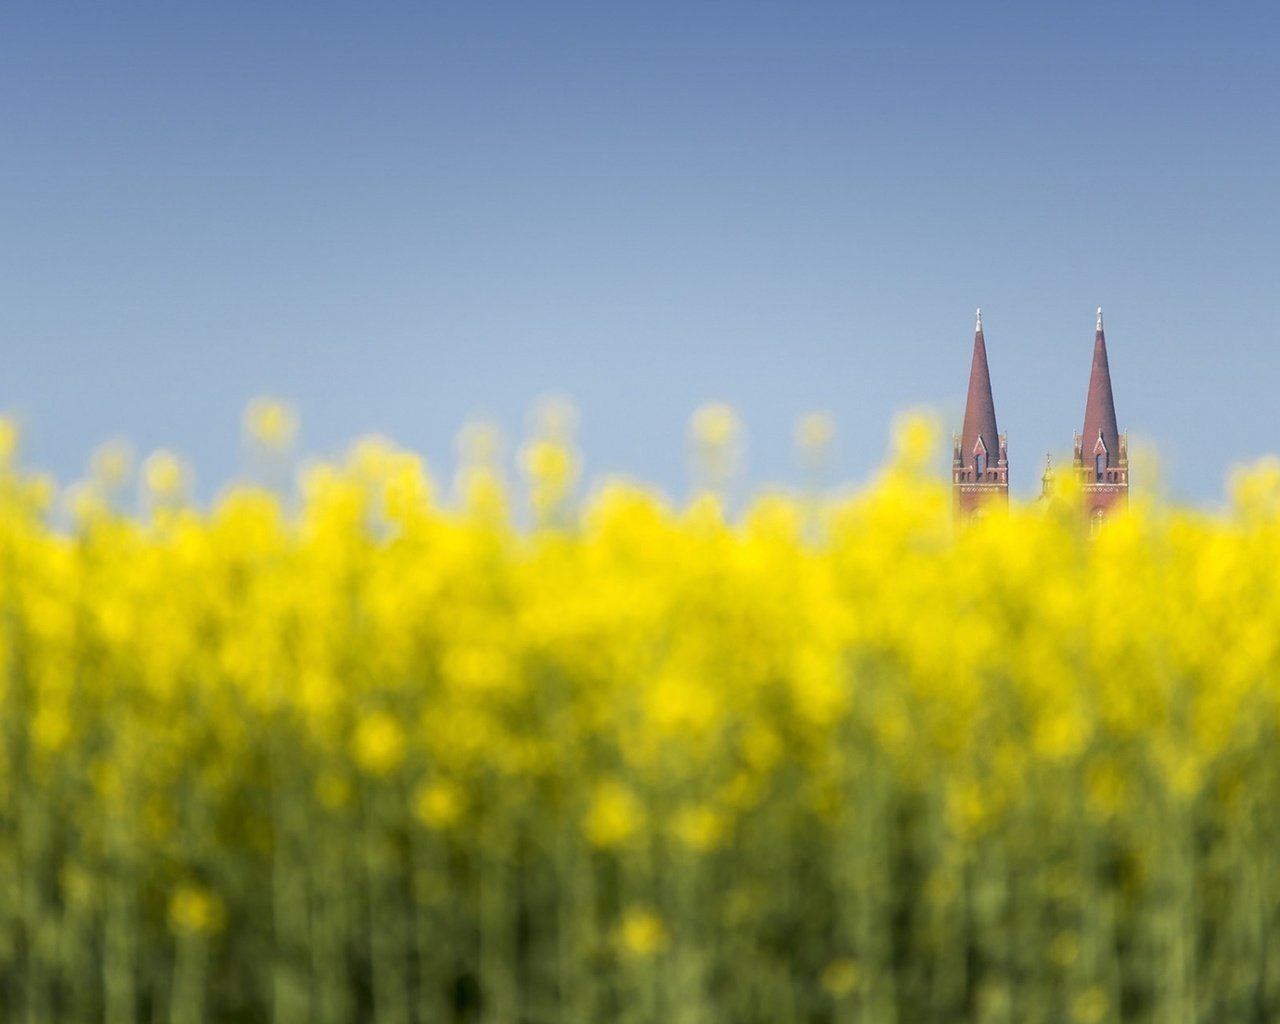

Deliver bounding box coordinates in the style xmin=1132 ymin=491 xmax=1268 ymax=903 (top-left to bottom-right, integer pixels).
xmin=2 ymin=409 xmax=1280 ymax=1023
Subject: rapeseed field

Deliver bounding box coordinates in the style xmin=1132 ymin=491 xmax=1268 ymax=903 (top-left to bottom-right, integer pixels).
xmin=2 ymin=405 xmax=1279 ymax=1023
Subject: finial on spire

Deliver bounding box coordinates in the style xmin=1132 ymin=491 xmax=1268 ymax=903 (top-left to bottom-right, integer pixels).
xmin=1096 ymin=307 xmax=1104 ymax=332
xmin=976 ymin=308 xmax=983 ymax=332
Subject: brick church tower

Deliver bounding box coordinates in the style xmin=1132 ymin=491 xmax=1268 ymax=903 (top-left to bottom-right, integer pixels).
xmin=953 ymin=309 xmax=1008 ymax=520
xmin=1073 ymin=308 xmax=1128 ymax=526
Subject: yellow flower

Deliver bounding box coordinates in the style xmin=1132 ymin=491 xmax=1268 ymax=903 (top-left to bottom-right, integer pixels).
xmin=645 ymin=673 xmax=718 ymax=739
xmin=60 ymin=865 xmax=97 ymax=910
xmin=413 ymin=779 xmax=464 ymax=829
xmin=520 ymin=439 xmax=575 ymax=489
xmin=795 ymin=411 xmax=835 ymax=453
xmin=7 ymin=403 xmax=1280 ymax=1016
xmin=168 ymin=885 xmax=226 ymax=936
xmin=314 ymin=772 xmax=353 ymax=811
xmin=820 ymin=958 xmax=860 ymax=997
xmin=456 ymin=420 xmax=504 ymax=466
xmin=670 ymin=803 xmax=726 ymax=852
xmin=353 ymin=711 xmax=407 ymax=777
xmin=31 ymin=703 xmax=71 ymax=753
xmin=1033 ymin=707 xmax=1091 ymax=762
xmin=1072 ymin=986 xmax=1110 ymax=1024
xmin=1049 ymin=931 xmax=1081 ymax=968
xmin=691 ymin=403 xmax=740 ymax=449
xmin=143 ymin=449 xmax=190 ymax=503
xmin=0 ymin=416 xmax=19 ymax=467
xmin=90 ymin=439 xmax=134 ymax=491
xmin=1085 ymin=759 xmax=1130 ymax=820
xmin=618 ymin=906 xmax=667 ymax=959
xmin=891 ymin=411 xmax=940 ymax=470
xmin=690 ymin=402 xmax=745 ymax=491
xmin=584 ymin=780 xmax=642 ymax=848
xmin=531 ymin=395 xmax=578 ymax=443
xmin=243 ymin=397 xmax=299 ymax=452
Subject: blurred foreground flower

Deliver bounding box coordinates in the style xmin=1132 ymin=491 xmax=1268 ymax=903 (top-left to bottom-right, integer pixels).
xmin=690 ymin=401 xmax=745 ymax=493
xmin=0 ymin=410 xmax=1274 ymax=1024
xmin=618 ymin=907 xmax=668 ymax=959
xmin=142 ymin=449 xmax=191 ymax=507
xmin=243 ymin=397 xmax=299 ymax=453
xmin=168 ymin=886 xmax=226 ymax=937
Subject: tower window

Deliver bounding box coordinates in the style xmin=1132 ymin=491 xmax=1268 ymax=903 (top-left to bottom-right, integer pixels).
xmin=1095 ymin=453 xmax=1105 ymax=481
xmin=976 ymin=452 xmax=986 ymax=477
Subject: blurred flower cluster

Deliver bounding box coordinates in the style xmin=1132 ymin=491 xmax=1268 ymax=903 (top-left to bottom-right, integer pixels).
xmin=1 ymin=403 xmax=1279 ymax=1023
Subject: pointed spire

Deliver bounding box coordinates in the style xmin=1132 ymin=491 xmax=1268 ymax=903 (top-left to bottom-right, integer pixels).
xmin=1082 ymin=307 xmax=1120 ymax=468
xmin=960 ymin=309 xmax=999 ymax=477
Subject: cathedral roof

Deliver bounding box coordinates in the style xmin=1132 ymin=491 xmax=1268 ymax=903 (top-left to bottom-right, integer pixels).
xmin=1082 ymin=308 xmax=1120 ymax=464
xmin=960 ymin=309 xmax=1000 ymax=469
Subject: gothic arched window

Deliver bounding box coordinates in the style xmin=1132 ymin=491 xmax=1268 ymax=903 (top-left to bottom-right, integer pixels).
xmin=976 ymin=452 xmax=986 ymax=477
xmin=1095 ymin=453 xmax=1105 ymax=481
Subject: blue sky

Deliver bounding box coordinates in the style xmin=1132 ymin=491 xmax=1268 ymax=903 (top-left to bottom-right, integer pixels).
xmin=2 ymin=1 xmax=1277 ymax=503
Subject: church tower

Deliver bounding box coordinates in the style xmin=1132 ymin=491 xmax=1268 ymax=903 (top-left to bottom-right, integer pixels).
xmin=953 ymin=309 xmax=1008 ymax=520
xmin=1073 ymin=308 xmax=1128 ymax=527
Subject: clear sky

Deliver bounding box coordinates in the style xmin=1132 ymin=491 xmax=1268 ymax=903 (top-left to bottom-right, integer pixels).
xmin=2 ymin=1 xmax=1277 ymax=504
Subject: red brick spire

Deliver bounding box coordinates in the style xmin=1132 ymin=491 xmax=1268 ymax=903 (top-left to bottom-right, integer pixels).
xmin=1073 ymin=307 xmax=1127 ymax=526
xmin=953 ymin=309 xmax=1008 ymax=520
xmin=1081 ymin=307 xmax=1120 ymax=467
xmin=960 ymin=308 xmax=999 ymax=474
